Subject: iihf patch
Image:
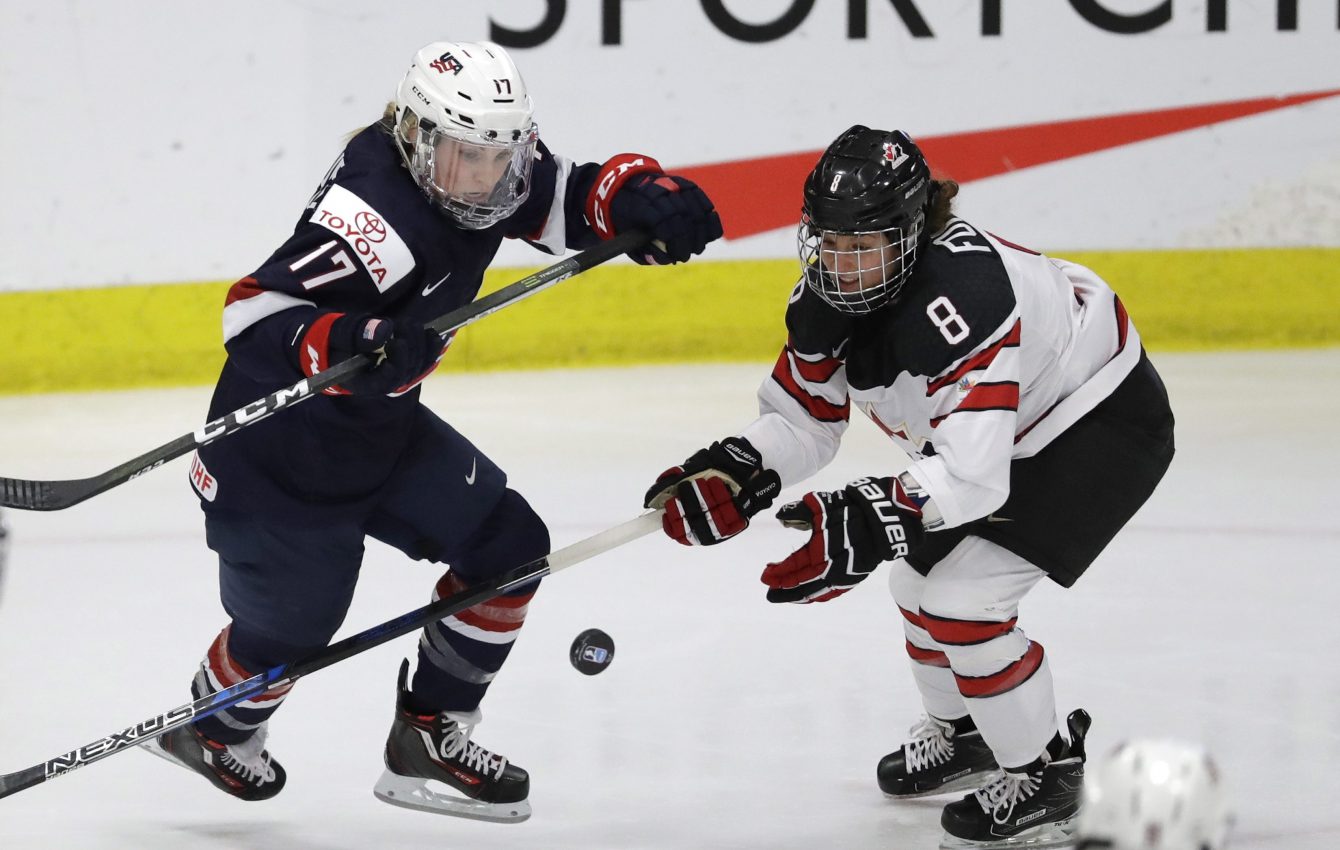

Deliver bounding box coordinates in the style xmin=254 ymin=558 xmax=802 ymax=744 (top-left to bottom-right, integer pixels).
xmin=569 ymin=628 xmax=615 ymax=675
xmin=188 ymin=452 xmax=218 ymax=502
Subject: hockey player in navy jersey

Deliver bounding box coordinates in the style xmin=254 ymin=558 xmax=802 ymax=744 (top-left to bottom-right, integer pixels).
xmin=643 ymin=126 xmax=1173 ymax=848
xmin=144 ymin=41 xmax=721 ymax=821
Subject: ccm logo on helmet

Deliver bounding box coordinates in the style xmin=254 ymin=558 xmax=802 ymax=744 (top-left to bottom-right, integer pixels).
xmin=852 ymin=478 xmax=910 ymax=559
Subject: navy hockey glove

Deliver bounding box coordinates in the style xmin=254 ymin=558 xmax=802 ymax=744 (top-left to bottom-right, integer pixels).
xmin=586 ymin=153 xmax=723 ymax=265
xmin=297 ymin=313 xmax=446 ymax=396
xmin=762 ymin=477 xmax=925 ymax=604
xmin=643 ymin=437 xmax=781 ymax=546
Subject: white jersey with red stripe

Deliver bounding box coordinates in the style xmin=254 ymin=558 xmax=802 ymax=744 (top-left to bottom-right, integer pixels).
xmin=739 ymin=216 xmax=1141 ymax=531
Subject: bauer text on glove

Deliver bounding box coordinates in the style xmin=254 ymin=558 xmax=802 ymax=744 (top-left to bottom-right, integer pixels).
xmin=761 ymin=476 xmax=926 ymax=604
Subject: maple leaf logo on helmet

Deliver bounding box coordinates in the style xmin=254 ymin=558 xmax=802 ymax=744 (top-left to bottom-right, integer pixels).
xmin=882 ymin=141 xmax=909 ymax=169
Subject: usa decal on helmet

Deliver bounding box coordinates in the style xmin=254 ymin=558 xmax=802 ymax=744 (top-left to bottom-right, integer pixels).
xmin=430 ymin=53 xmax=463 ymax=75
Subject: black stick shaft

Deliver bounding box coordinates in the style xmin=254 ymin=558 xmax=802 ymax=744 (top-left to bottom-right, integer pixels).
xmin=0 ymin=231 xmax=646 ymax=511
xmin=0 ymin=512 xmax=660 ymax=799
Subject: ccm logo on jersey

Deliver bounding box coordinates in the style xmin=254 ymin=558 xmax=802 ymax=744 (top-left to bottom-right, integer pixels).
xmin=852 ymin=478 xmax=910 ymax=559
xmin=311 ymin=185 xmax=414 ymax=292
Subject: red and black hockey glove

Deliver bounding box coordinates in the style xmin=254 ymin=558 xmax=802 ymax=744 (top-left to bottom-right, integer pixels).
xmin=643 ymin=437 xmax=781 ymax=546
xmin=295 ymin=313 xmax=446 ymax=396
xmin=762 ymin=476 xmax=926 ymax=604
xmin=587 ymin=154 xmax=723 ymax=265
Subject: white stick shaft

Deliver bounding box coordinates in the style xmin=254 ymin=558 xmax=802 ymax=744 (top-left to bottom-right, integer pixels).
xmin=546 ymin=511 xmax=663 ymax=576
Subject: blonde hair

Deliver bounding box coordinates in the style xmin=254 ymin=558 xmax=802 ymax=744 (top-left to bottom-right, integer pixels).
xmin=343 ymin=100 xmax=398 ymax=144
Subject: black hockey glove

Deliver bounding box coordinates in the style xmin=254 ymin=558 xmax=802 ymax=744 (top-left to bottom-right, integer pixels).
xmin=612 ymin=173 xmax=722 ymax=265
xmin=643 ymin=437 xmax=781 ymax=546
xmin=586 ymin=153 xmax=723 ymax=265
xmin=761 ymin=476 xmax=926 ymax=604
xmin=297 ymin=313 xmax=446 ymax=396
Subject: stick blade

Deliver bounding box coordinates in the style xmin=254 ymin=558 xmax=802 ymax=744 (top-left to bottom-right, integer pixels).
xmin=0 ymin=477 xmax=90 ymax=511
xmin=0 ymin=765 xmax=45 ymax=800
xmin=0 ymin=477 xmax=55 ymax=510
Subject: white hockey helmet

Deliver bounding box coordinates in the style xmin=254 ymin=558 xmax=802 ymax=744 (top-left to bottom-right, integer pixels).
xmin=393 ymin=41 xmax=538 ymax=229
xmin=1077 ymin=739 xmax=1233 ymax=850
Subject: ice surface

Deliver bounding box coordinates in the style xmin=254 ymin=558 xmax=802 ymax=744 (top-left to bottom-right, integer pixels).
xmin=0 ymin=352 xmax=1336 ymax=849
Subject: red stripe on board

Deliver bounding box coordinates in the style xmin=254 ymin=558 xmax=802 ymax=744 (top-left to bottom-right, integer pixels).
xmin=906 ymin=641 xmax=951 ymax=668
xmin=927 ymin=320 xmax=1022 ymax=395
xmin=673 ymin=90 xmax=1340 ymax=239
xmin=956 ymin=642 xmax=1045 ymax=699
xmin=921 ymin=611 xmax=1018 ymax=646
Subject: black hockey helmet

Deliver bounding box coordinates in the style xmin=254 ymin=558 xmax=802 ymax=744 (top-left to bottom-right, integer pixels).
xmin=799 ymin=126 xmax=932 ymax=314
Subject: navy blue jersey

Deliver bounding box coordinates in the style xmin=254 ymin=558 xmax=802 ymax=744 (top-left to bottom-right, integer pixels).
xmin=191 ymin=123 xmax=606 ymax=522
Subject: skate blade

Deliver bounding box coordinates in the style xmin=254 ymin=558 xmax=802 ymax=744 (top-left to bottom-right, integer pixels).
xmin=939 ymin=817 xmax=1076 ymax=850
xmin=373 ymin=769 xmax=531 ymax=824
xmin=139 ymin=738 xmax=191 ymax=772
xmin=884 ymin=770 xmax=997 ymax=800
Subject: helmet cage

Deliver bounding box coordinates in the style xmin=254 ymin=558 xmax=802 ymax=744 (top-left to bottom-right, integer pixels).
xmin=798 ymin=210 xmax=924 ymax=315
xmin=397 ymin=111 xmax=537 ymax=230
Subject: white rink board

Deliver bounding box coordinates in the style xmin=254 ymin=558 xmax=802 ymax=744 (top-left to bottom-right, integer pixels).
xmin=0 ymin=351 xmax=1338 ymax=848
xmin=1 ymin=1 xmax=1338 ymax=290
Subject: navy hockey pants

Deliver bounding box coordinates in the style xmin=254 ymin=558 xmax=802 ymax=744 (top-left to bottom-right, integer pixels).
xmin=192 ymin=413 xmax=550 ymax=744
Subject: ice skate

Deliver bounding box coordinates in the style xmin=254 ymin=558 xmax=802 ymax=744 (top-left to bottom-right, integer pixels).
xmin=878 ymin=715 xmax=999 ymax=798
xmin=142 ymin=721 xmax=286 ymax=801
xmin=373 ymin=660 xmax=531 ymax=823
xmin=938 ymin=709 xmax=1090 ymax=850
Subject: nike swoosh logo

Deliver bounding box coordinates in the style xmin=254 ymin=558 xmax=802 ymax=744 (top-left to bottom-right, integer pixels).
xmin=674 ymin=88 xmax=1340 ymax=239
xmin=465 ymin=457 xmax=477 ymax=486
xmin=422 ymin=271 xmax=451 ymax=296
xmin=986 ymin=514 xmax=1013 ymax=523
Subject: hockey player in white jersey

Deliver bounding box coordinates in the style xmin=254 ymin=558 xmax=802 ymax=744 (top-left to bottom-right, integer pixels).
xmin=643 ymin=126 xmax=1175 ymax=848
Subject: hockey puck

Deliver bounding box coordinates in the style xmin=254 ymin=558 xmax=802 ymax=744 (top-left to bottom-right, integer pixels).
xmin=569 ymin=628 xmax=615 ymax=675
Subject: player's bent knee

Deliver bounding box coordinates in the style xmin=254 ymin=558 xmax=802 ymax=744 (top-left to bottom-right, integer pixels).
xmin=226 ymin=617 xmax=334 ymax=670
xmin=451 ymin=488 xmax=551 ymax=586
xmin=938 ymin=632 xmax=1034 ymax=678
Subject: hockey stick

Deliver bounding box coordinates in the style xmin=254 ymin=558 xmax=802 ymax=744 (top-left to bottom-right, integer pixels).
xmin=0 ymin=230 xmax=648 ymax=512
xmin=0 ymin=510 xmax=663 ymax=800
